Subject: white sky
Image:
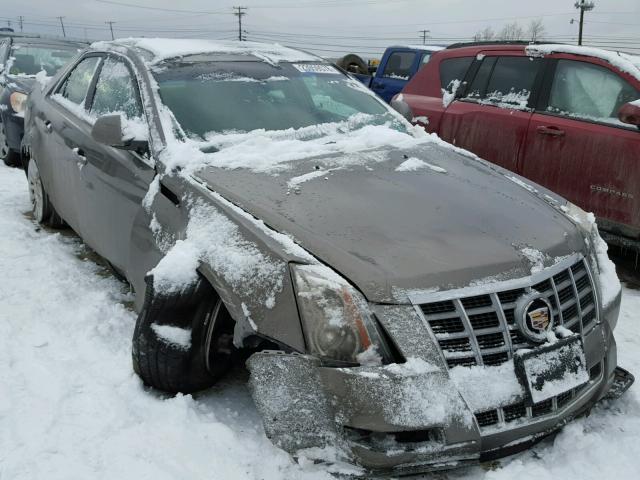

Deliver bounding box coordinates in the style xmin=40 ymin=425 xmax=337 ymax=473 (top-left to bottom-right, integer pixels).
xmin=1 ymin=0 xmax=638 ymax=58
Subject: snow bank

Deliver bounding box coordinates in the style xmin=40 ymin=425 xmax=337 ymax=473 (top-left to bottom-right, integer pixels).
xmin=527 ymin=44 xmax=640 ymax=81
xmin=0 ymin=166 xmax=334 ymax=480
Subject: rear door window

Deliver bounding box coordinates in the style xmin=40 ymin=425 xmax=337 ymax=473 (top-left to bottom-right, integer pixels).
xmin=382 ymin=51 xmax=415 ymax=80
xmin=546 ymin=59 xmax=639 ymax=127
xmin=465 ymin=56 xmax=542 ymax=109
xmin=57 ymin=56 xmax=101 ymax=106
xmin=439 ymin=56 xmax=473 ymax=94
xmin=90 ymin=57 xmax=142 ymax=119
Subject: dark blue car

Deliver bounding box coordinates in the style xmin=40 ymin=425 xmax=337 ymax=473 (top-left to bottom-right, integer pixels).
xmin=0 ymin=35 xmax=85 ymax=166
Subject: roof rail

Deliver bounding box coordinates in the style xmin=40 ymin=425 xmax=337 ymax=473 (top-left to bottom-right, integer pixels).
xmin=446 ymin=40 xmax=561 ymax=50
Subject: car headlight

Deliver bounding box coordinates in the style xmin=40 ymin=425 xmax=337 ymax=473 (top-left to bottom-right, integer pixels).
xmin=10 ymin=92 xmax=27 ymax=114
xmin=291 ymin=264 xmax=391 ymax=366
xmin=561 ymin=201 xmax=595 ymax=236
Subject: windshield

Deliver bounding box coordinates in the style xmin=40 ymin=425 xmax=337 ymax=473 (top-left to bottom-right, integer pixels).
xmin=9 ymin=44 xmax=78 ymax=76
xmin=153 ymin=60 xmax=395 ymax=139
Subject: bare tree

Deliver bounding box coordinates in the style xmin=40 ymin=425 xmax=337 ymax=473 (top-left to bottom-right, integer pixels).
xmin=527 ymin=19 xmax=546 ymax=41
xmin=473 ymin=26 xmax=496 ymax=42
xmin=499 ymin=22 xmax=525 ymax=41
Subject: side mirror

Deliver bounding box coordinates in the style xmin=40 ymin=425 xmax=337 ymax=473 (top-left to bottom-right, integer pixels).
xmin=618 ymin=101 xmax=640 ymax=128
xmin=91 ymin=114 xmax=148 ymax=151
xmin=390 ymin=94 xmax=414 ymax=122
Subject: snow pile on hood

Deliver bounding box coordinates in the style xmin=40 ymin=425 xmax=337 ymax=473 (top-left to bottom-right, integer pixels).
xmin=160 ymin=114 xmax=431 ymax=175
xmin=526 ymin=44 xmax=640 ymax=81
xmin=150 ymin=199 xmax=285 ymax=310
xmin=105 ymin=38 xmax=319 ymax=65
xmin=395 ymin=157 xmax=447 ymax=173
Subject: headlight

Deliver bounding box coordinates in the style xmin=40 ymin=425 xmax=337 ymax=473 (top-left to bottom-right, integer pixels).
xmin=291 ymin=264 xmax=390 ymax=366
xmin=561 ymin=201 xmax=595 ymax=236
xmin=10 ymin=92 xmax=27 ymax=114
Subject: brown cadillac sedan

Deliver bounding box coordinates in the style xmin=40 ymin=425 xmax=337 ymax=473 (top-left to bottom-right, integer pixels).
xmin=21 ymin=38 xmax=632 ymax=476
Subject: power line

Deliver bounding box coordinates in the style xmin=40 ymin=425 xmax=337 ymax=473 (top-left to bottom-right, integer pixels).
xmin=94 ymin=0 xmax=229 ymax=15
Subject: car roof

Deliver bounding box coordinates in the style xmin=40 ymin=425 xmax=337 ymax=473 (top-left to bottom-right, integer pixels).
xmin=91 ymin=38 xmax=322 ymax=65
xmin=10 ymin=37 xmax=87 ymax=48
xmin=438 ymin=42 xmax=640 ymax=82
xmin=387 ymin=45 xmax=446 ymax=52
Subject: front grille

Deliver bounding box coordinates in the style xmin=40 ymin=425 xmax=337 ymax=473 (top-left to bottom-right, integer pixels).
xmin=473 ymin=375 xmax=599 ymax=430
xmin=418 ymin=257 xmax=598 ymax=368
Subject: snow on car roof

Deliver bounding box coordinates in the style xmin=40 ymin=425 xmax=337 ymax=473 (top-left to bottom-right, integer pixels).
xmin=395 ymin=45 xmax=445 ymax=51
xmin=92 ymin=38 xmax=320 ymax=65
xmin=526 ymin=44 xmax=640 ymax=82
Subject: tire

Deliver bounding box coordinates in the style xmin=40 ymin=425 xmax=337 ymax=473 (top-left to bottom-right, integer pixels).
xmin=27 ymin=158 xmax=66 ymax=228
xmin=0 ymin=122 xmax=20 ymax=167
xmin=132 ymin=275 xmax=235 ymax=393
xmin=336 ymin=54 xmax=369 ymax=75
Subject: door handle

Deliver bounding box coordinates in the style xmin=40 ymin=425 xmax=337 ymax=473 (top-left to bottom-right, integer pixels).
xmin=537 ymin=125 xmax=565 ymax=137
xmin=44 ymin=120 xmax=53 ymax=133
xmin=72 ymin=147 xmax=87 ymax=166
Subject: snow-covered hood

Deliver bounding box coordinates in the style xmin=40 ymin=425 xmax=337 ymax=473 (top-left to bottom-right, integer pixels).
xmin=195 ymin=143 xmax=586 ymax=304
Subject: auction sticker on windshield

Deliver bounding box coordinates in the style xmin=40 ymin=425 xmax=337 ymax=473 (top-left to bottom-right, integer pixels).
xmin=292 ymin=64 xmax=339 ymax=74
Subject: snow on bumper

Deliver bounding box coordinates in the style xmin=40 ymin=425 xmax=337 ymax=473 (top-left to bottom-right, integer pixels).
xmin=246 ymin=303 xmax=622 ymax=474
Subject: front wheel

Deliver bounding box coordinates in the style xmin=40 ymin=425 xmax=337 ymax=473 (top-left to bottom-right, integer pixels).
xmin=0 ymin=123 xmax=20 ymax=167
xmin=27 ymin=158 xmax=65 ymax=228
xmin=132 ymin=276 xmax=235 ymax=393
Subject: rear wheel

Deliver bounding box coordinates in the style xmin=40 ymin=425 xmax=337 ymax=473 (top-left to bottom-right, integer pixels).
xmin=27 ymin=158 xmax=65 ymax=228
xmin=132 ymin=276 xmax=235 ymax=393
xmin=0 ymin=123 xmax=20 ymax=167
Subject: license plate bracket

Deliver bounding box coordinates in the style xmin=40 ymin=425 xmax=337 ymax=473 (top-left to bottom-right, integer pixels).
xmin=514 ymin=336 xmax=589 ymax=405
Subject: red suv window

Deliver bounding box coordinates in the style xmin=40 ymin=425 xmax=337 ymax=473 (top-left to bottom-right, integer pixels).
xmin=545 ymin=59 xmax=639 ymax=127
xmin=464 ymin=56 xmax=542 ymax=108
xmin=439 ymin=57 xmax=473 ymax=92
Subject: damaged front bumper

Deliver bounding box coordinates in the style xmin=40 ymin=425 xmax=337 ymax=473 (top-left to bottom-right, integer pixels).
xmin=246 ymin=300 xmax=633 ymax=476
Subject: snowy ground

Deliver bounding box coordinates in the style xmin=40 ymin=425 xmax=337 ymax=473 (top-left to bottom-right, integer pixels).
xmin=0 ymin=163 xmax=639 ymax=480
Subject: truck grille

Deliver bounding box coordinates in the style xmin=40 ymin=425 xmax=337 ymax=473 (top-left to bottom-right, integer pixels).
xmin=418 ymin=257 xmax=598 ymax=369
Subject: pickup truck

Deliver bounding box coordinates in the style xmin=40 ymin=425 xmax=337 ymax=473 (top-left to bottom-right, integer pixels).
xmin=337 ymin=45 xmax=443 ymax=103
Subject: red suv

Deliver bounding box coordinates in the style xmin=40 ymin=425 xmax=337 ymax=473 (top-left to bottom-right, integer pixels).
xmin=399 ymin=43 xmax=640 ymax=249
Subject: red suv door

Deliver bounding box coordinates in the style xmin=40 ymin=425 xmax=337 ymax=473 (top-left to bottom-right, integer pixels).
xmin=437 ymin=52 xmax=545 ymax=172
xmin=520 ymin=55 xmax=640 ymax=240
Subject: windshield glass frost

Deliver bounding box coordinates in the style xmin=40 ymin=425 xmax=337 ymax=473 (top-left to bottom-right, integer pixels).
xmin=9 ymin=44 xmax=77 ymax=76
xmin=153 ymin=61 xmax=395 ymax=139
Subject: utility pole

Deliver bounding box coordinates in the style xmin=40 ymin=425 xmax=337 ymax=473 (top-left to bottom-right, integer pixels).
xmin=574 ymin=1 xmax=595 ymax=46
xmin=18 ymin=16 xmax=24 ymax=32
xmin=419 ymin=29 xmax=430 ymax=45
xmin=6 ymin=20 xmax=11 ymax=29
xmin=57 ymin=16 xmax=66 ymax=37
xmin=106 ymin=21 xmax=115 ymax=40
xmin=233 ymin=7 xmax=247 ymax=41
